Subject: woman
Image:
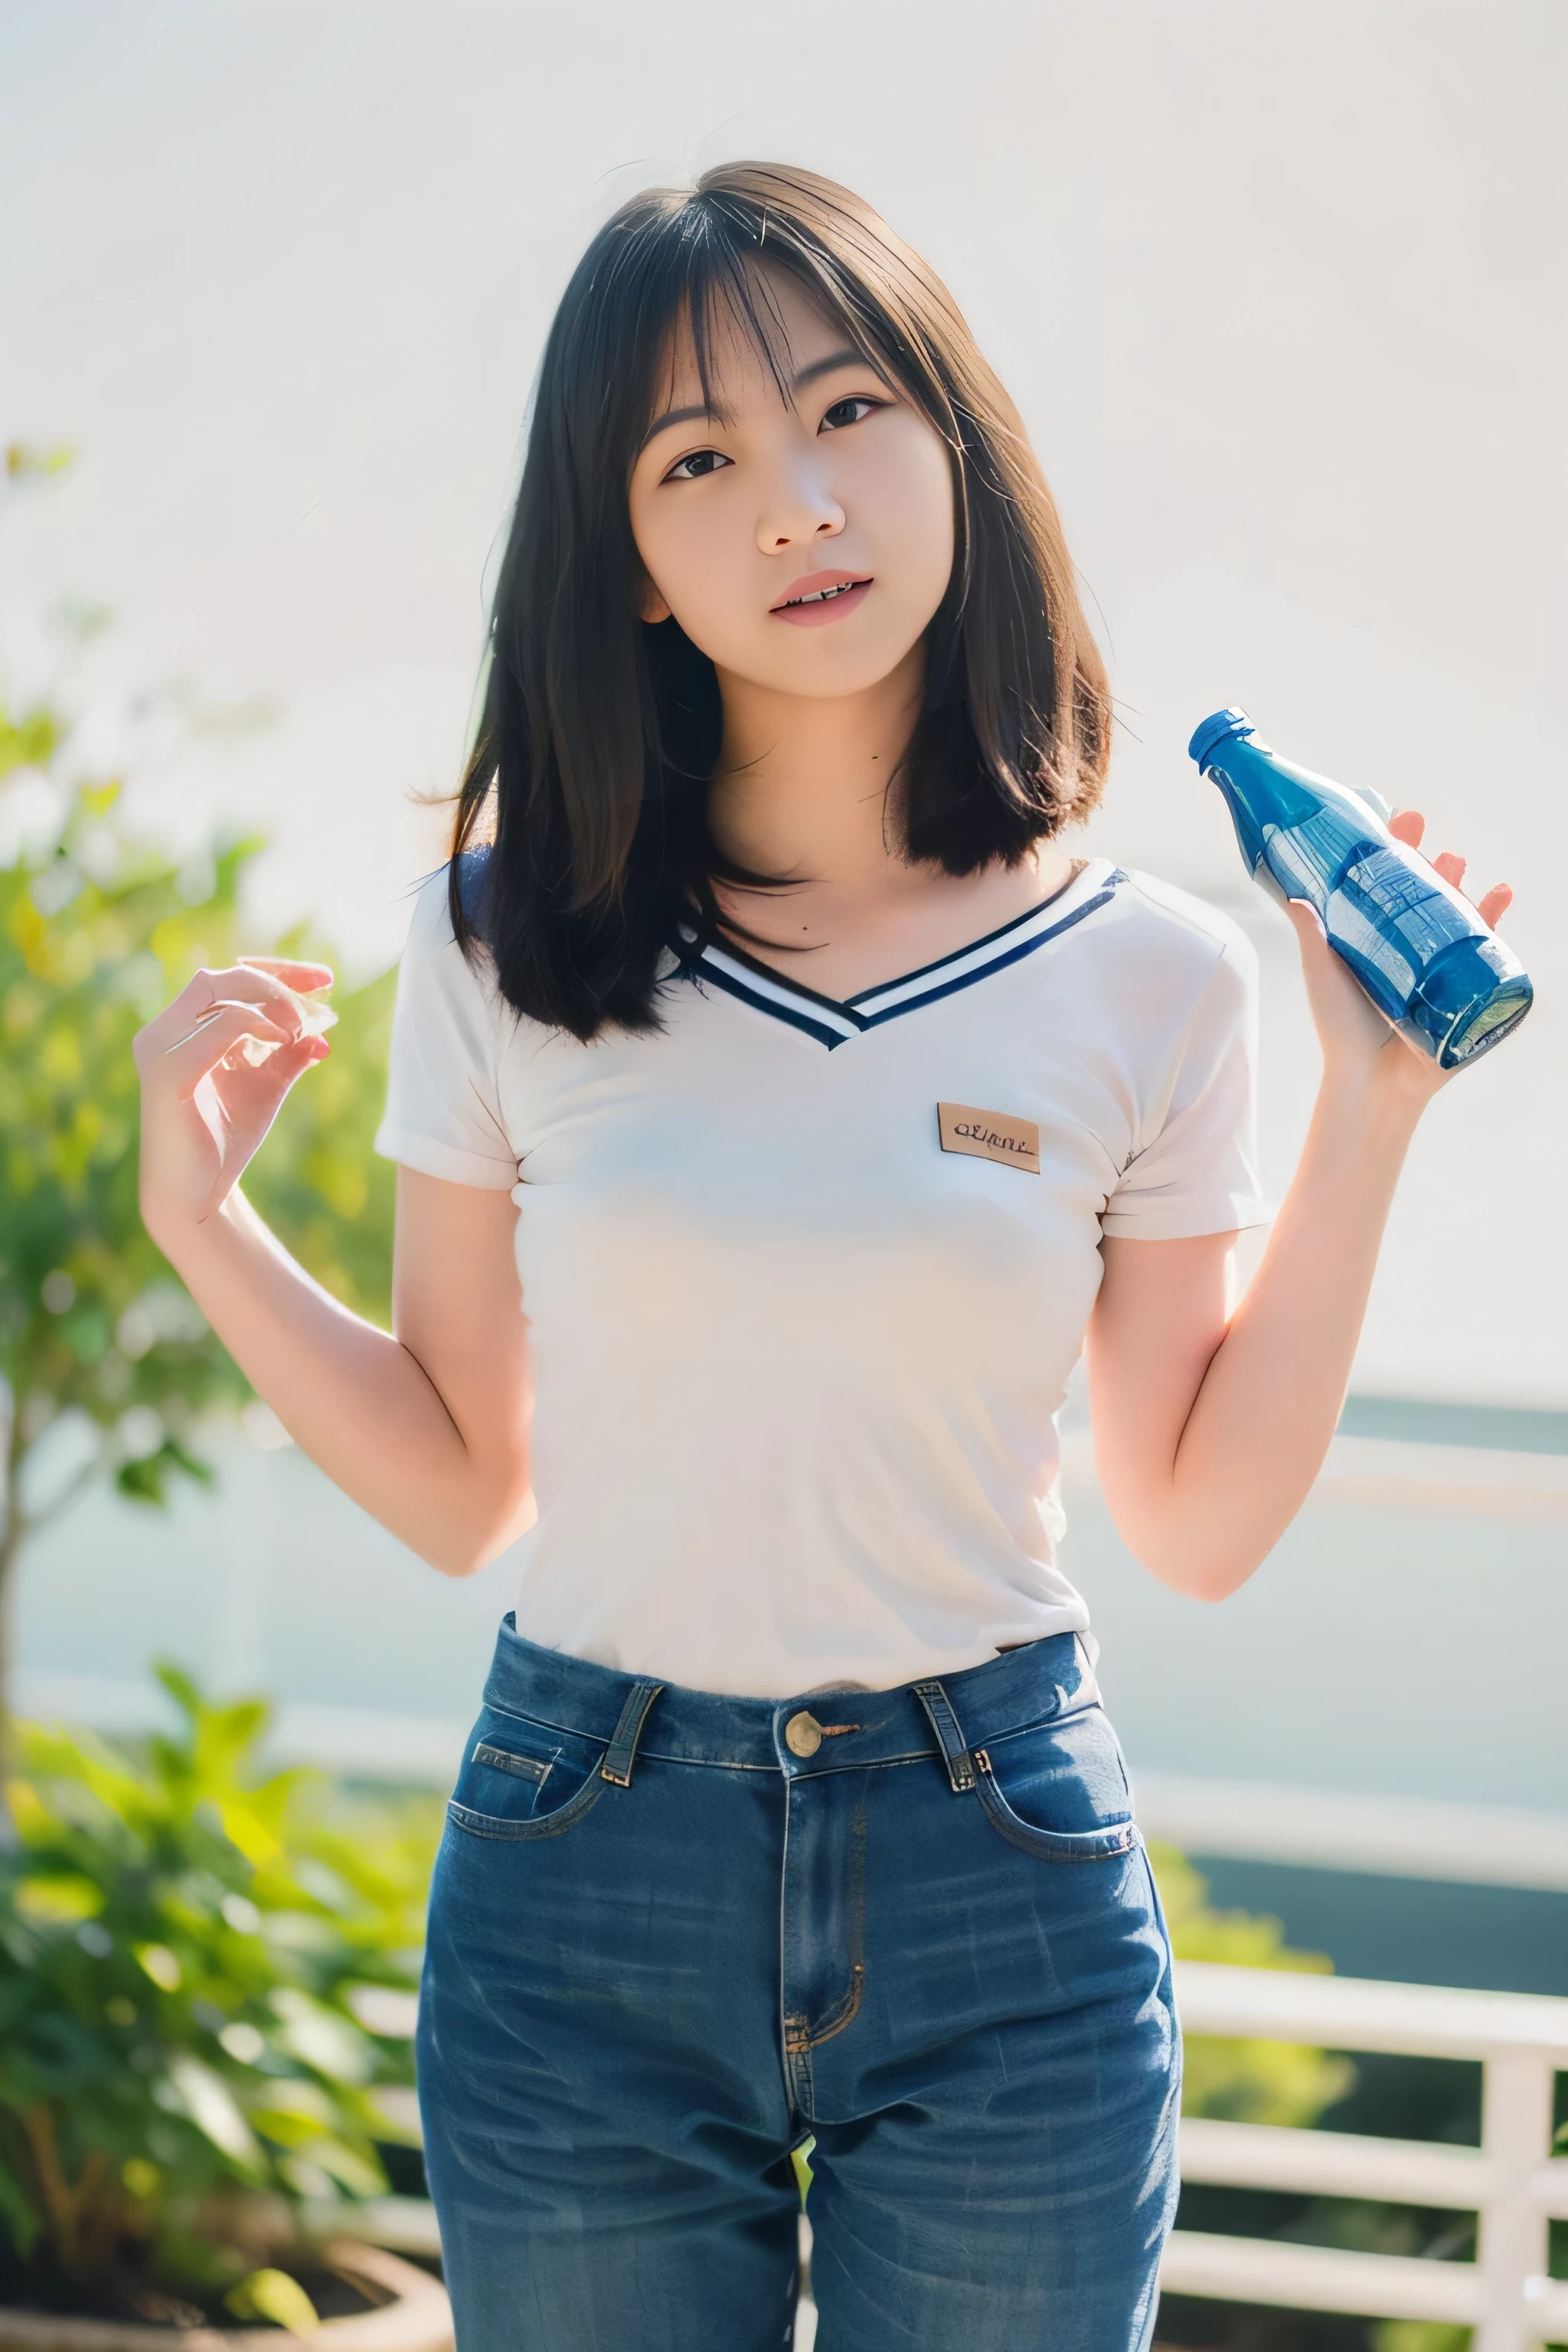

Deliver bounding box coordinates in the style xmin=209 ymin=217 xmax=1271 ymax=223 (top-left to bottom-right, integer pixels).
xmin=135 ymin=165 xmax=1511 ymax=2351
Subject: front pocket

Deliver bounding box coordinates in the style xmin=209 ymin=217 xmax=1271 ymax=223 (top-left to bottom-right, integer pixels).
xmin=447 ymin=1774 xmax=608 ymax=1843
xmin=446 ymin=1713 xmax=606 ymax=1843
xmin=973 ymin=1754 xmax=1140 ymax=1863
xmin=969 ymin=1704 xmax=1139 ymax=1864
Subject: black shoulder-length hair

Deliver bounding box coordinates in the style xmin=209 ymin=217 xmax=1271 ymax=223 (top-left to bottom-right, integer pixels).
xmin=450 ymin=161 xmax=1112 ymax=1040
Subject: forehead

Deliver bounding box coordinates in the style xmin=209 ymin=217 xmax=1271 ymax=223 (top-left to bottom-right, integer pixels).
xmin=655 ymin=264 xmax=856 ymax=412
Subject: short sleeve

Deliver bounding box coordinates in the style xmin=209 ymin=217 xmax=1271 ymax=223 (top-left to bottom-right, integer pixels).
xmin=372 ymin=865 xmax=519 ymax=1191
xmin=1101 ymin=933 xmax=1269 ymax=1240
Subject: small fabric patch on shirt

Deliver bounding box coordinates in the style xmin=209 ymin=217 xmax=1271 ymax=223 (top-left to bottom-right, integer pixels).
xmin=937 ymin=1102 xmax=1041 ymax=1174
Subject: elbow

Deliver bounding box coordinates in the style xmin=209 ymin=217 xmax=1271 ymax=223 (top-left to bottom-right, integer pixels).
xmin=1178 ymin=1557 xmax=1257 ymax=1604
xmin=412 ymin=1528 xmax=488 ymax=1578
xmin=1128 ymin=1535 xmax=1263 ymax=1604
xmin=1102 ymin=1476 xmax=1277 ymax=1604
xmin=430 ymin=1546 xmax=488 ymax=1580
xmin=1098 ymin=1475 xmax=1265 ymax=1604
xmin=426 ymin=1474 xmax=534 ymax=1579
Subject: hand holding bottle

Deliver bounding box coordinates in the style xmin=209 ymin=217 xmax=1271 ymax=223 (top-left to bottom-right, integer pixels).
xmin=1283 ymin=812 xmax=1513 ymax=1105
xmin=1190 ymin=709 xmax=1529 ymax=1087
xmin=133 ymin=956 xmax=335 ymax=1242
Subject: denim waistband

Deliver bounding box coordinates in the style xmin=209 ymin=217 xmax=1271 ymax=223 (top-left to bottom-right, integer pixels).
xmin=481 ymin=1616 xmax=1102 ymax=1781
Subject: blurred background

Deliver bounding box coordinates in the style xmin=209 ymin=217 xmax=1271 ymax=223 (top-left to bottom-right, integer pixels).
xmin=3 ymin=4 xmax=1564 ymax=2344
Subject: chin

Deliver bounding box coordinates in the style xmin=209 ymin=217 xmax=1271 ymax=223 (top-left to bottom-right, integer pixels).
xmin=767 ymin=637 xmax=923 ymax=699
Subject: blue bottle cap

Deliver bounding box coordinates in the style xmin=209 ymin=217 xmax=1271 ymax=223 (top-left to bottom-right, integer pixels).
xmin=1188 ymin=707 xmax=1256 ymax=769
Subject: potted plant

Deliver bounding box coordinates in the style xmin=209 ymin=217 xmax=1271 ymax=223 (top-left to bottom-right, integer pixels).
xmin=0 ymin=1670 xmax=450 ymax=2346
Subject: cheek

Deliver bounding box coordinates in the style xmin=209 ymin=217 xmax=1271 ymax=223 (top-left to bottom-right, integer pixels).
xmin=632 ymin=492 xmax=751 ymax=647
xmin=865 ymin=426 xmax=955 ymax=605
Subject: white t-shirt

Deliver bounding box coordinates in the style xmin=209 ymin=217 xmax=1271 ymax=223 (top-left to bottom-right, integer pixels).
xmin=373 ymin=854 xmax=1266 ymax=1697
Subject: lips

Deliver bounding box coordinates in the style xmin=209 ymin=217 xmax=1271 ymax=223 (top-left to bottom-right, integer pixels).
xmin=769 ymin=569 xmax=874 ymax=628
xmin=771 ymin=569 xmax=873 ymax=610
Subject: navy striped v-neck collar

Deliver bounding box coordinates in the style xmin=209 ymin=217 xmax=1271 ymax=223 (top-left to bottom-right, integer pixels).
xmin=674 ymin=862 xmax=1126 ymax=1050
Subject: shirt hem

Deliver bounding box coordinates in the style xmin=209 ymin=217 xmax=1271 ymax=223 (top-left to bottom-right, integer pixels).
xmin=1101 ymin=1195 xmax=1273 ymax=1240
xmin=509 ymin=1602 xmax=1096 ymax=1703
xmin=371 ymin=1123 xmax=518 ymax=1190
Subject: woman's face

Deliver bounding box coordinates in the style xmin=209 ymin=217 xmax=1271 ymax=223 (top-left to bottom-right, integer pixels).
xmin=627 ymin=270 xmax=956 ymax=704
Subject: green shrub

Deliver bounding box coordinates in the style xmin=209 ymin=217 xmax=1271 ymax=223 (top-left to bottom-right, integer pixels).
xmin=1372 ymin=2327 xmax=1470 ymax=2352
xmin=1151 ymin=1841 xmax=1355 ymax=2127
xmin=0 ymin=744 xmax=398 ymax=1700
xmin=0 ymin=1667 xmax=438 ymax=2305
xmin=1 ymin=502 xmax=400 ymax=1746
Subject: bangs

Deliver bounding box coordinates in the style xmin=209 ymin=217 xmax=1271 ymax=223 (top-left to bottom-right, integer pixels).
xmin=655 ymin=250 xmax=798 ymax=433
xmin=620 ymin=183 xmax=959 ymax=471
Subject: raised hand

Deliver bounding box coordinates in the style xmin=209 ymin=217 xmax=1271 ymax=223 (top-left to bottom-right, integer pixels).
xmin=133 ymin=956 xmax=335 ymax=1240
xmin=1284 ymin=811 xmax=1512 ymax=1103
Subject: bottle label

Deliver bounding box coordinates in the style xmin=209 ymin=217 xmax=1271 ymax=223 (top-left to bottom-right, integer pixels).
xmin=1342 ymin=847 xmax=1473 ymax=961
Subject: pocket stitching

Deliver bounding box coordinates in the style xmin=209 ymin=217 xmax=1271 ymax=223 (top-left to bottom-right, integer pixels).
xmin=973 ymin=1755 xmax=1139 ymax=1864
xmin=446 ymin=1773 xmax=608 ymax=1843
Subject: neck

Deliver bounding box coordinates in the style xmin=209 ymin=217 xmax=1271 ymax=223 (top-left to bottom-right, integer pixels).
xmin=708 ymin=645 xmax=924 ymax=888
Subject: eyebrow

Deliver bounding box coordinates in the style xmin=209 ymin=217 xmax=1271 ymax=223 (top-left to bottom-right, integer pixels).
xmin=641 ymin=348 xmax=879 ymax=450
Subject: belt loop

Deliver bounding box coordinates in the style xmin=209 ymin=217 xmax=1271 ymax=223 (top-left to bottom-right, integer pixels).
xmin=600 ymin=1681 xmax=663 ymax=1787
xmin=913 ymin=1680 xmax=975 ymax=1794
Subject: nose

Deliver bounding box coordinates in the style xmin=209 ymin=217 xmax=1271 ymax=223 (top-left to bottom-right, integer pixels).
xmin=755 ymin=451 xmax=844 ymax=555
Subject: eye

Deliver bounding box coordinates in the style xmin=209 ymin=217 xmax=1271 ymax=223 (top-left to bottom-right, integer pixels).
xmin=662 ymin=448 xmax=732 ymax=483
xmin=819 ymin=396 xmax=884 ymax=433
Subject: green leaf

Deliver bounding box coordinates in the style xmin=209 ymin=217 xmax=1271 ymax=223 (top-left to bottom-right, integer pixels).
xmin=153 ymin=1662 xmax=203 ymax=1724
xmin=114 ymin=1453 xmax=169 ymax=1503
xmin=13 ymin=1873 xmax=103 ymax=1925
xmin=116 ymin=1435 xmax=216 ymax=1506
xmin=224 ymin=2269 xmax=321 ymax=2334
xmin=166 ymin=2056 xmax=265 ymax=2174
xmin=0 ymin=2142 xmax=43 ymax=2259
xmin=5 ymin=441 xmax=75 ymax=485
xmin=0 ymin=703 xmax=60 ymax=779
xmin=294 ymin=2137 xmax=384 ymax=2200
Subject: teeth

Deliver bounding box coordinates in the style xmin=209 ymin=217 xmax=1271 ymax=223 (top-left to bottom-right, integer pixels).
xmin=786 ymin=581 xmax=864 ymax=607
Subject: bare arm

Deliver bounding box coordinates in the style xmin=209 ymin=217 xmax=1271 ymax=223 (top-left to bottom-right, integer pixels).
xmin=1086 ymin=815 xmax=1512 ymax=1600
xmin=134 ymin=959 xmax=531 ymax=1576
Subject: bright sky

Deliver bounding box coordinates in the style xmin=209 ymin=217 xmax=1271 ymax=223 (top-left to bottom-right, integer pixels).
xmin=2 ymin=0 xmax=1563 ymax=1404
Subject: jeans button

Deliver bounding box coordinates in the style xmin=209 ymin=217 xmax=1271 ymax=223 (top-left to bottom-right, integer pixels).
xmin=784 ymin=1711 xmax=822 ymax=1758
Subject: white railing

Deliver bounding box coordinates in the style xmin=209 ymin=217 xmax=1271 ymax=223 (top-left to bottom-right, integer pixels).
xmin=344 ymin=1965 xmax=1568 ymax=2350
xmin=1166 ymin=1962 xmax=1568 ymax=2352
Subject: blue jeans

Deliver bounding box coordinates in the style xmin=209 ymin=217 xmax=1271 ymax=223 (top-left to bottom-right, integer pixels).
xmin=418 ymin=1619 xmax=1179 ymax=2350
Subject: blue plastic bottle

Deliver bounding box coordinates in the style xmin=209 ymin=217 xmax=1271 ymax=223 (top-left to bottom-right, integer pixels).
xmin=1188 ymin=707 xmax=1532 ymax=1070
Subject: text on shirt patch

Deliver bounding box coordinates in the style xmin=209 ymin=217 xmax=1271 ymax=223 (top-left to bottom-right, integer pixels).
xmin=936 ymin=1102 xmax=1041 ymax=1174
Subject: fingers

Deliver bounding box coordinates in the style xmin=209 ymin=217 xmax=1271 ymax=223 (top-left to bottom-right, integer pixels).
xmin=137 ymin=962 xmax=323 ymax=1060
xmin=1383 ymin=816 xmax=1511 ymax=928
xmin=232 ymin=957 xmax=337 ymax=1036
xmin=145 ymin=999 xmax=294 ymax=1078
xmin=237 ymin=956 xmax=335 ymax=988
xmin=231 ymin=1029 xmax=332 ymax=1081
xmin=1418 ymin=844 xmax=1513 ymax=929
xmin=229 ymin=1026 xmax=333 ymax=1073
